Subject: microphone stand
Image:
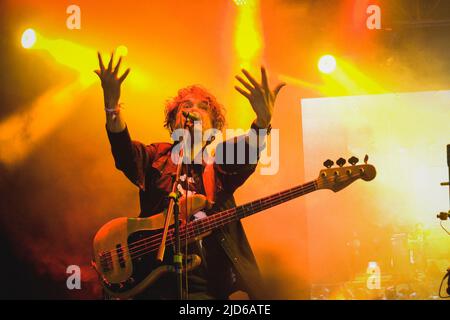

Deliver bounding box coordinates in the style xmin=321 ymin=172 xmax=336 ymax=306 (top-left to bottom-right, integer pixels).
xmin=437 ymin=144 xmax=450 ymax=297
xmin=446 ymin=144 xmax=450 ymax=208
xmin=438 ymin=145 xmax=450 ymax=221
xmin=156 ymin=116 xmax=192 ymax=300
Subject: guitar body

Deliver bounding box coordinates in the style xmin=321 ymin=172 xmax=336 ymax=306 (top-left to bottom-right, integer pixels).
xmin=92 ymin=194 xmax=207 ymax=299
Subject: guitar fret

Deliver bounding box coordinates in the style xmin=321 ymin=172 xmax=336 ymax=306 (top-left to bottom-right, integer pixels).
xmin=157 ymin=180 xmax=318 ymax=250
xmin=122 ymin=166 xmax=376 ymax=264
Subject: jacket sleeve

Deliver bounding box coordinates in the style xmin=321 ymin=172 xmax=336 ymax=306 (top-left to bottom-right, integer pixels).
xmin=106 ymin=125 xmax=157 ymax=190
xmin=214 ymin=124 xmax=268 ymax=194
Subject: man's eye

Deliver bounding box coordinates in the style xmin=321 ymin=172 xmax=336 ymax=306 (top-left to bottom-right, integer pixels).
xmin=181 ymin=102 xmax=192 ymax=108
xmin=198 ymin=101 xmax=209 ymax=109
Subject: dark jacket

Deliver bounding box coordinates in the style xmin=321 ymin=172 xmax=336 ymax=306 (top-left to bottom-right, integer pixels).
xmin=106 ymin=125 xmax=267 ymax=299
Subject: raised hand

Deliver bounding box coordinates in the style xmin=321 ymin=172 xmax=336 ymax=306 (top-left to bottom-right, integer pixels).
xmin=234 ymin=67 xmax=285 ymax=128
xmin=94 ymin=51 xmax=130 ymax=110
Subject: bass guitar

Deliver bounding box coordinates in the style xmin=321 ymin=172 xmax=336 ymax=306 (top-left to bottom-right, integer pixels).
xmin=92 ymin=156 xmax=376 ymax=299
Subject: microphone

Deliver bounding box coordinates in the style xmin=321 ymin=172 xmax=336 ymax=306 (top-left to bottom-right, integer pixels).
xmin=182 ymin=111 xmax=201 ymax=122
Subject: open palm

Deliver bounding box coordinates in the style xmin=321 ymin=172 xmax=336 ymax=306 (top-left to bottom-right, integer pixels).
xmin=94 ymin=52 xmax=130 ymax=109
xmin=234 ymin=67 xmax=285 ymax=128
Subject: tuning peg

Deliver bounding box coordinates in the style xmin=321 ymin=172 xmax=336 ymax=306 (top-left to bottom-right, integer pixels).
xmin=336 ymin=158 xmax=346 ymax=167
xmin=364 ymin=154 xmax=369 ymax=164
xmin=323 ymin=159 xmax=334 ymax=168
xmin=348 ymin=156 xmax=359 ymax=165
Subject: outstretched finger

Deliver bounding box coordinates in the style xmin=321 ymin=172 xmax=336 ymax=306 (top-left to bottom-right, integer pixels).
xmin=94 ymin=70 xmax=102 ymax=78
xmin=261 ymin=66 xmax=269 ymax=91
xmin=241 ymin=69 xmax=260 ymax=88
xmin=273 ymin=82 xmax=286 ymax=98
xmin=113 ymin=57 xmax=122 ymax=76
xmin=235 ymin=75 xmax=254 ymax=92
xmin=97 ymin=52 xmax=105 ymax=73
xmin=234 ymin=86 xmax=251 ymax=99
xmin=119 ymin=68 xmax=130 ymax=83
xmin=107 ymin=51 xmax=114 ymax=71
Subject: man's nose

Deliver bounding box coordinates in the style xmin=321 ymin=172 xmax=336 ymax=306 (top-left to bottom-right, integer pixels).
xmin=182 ymin=111 xmax=201 ymax=124
xmin=183 ymin=108 xmax=201 ymax=118
xmin=189 ymin=105 xmax=202 ymax=112
xmin=190 ymin=110 xmax=201 ymax=118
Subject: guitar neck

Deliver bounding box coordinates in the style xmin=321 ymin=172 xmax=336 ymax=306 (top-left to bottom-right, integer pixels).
xmin=183 ymin=180 xmax=318 ymax=239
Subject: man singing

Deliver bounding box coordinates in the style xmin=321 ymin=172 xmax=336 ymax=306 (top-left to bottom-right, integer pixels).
xmin=95 ymin=51 xmax=285 ymax=299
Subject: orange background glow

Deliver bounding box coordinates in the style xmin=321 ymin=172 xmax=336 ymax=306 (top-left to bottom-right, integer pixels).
xmin=0 ymin=0 xmax=449 ymax=299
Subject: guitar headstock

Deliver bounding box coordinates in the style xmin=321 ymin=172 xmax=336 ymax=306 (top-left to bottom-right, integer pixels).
xmin=316 ymin=155 xmax=376 ymax=192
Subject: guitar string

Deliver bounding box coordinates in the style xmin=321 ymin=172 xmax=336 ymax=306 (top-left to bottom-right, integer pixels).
xmin=99 ymin=170 xmax=368 ymax=265
xmin=99 ymin=169 xmax=364 ymax=265
xmin=99 ymin=181 xmax=315 ymax=262
xmin=101 ymin=179 xmax=326 ymax=265
xmin=110 ymin=182 xmax=319 ymax=263
xmin=99 ymin=181 xmax=317 ymax=266
xmin=98 ymin=180 xmax=318 ymax=264
xmin=98 ymin=170 xmax=365 ymax=265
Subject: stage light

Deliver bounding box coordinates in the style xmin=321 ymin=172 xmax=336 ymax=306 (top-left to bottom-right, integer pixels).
xmin=2 ymin=32 xmax=152 ymax=165
xmin=21 ymin=28 xmax=36 ymax=49
xmin=233 ymin=0 xmax=248 ymax=6
xmin=235 ymin=0 xmax=261 ymax=63
xmin=233 ymin=0 xmax=261 ymax=128
xmin=318 ymin=55 xmax=336 ymax=74
xmin=116 ymin=45 xmax=128 ymax=57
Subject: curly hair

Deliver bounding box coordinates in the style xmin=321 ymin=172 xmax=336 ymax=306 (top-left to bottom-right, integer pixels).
xmin=164 ymin=85 xmax=226 ymax=133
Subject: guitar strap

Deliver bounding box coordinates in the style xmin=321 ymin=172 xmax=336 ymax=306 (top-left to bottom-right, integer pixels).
xmin=202 ymin=154 xmax=216 ymax=209
xmin=153 ymin=143 xmax=217 ymax=209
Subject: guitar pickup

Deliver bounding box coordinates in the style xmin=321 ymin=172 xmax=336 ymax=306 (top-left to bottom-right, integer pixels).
xmin=99 ymin=251 xmax=113 ymax=272
xmin=116 ymin=244 xmax=126 ymax=268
